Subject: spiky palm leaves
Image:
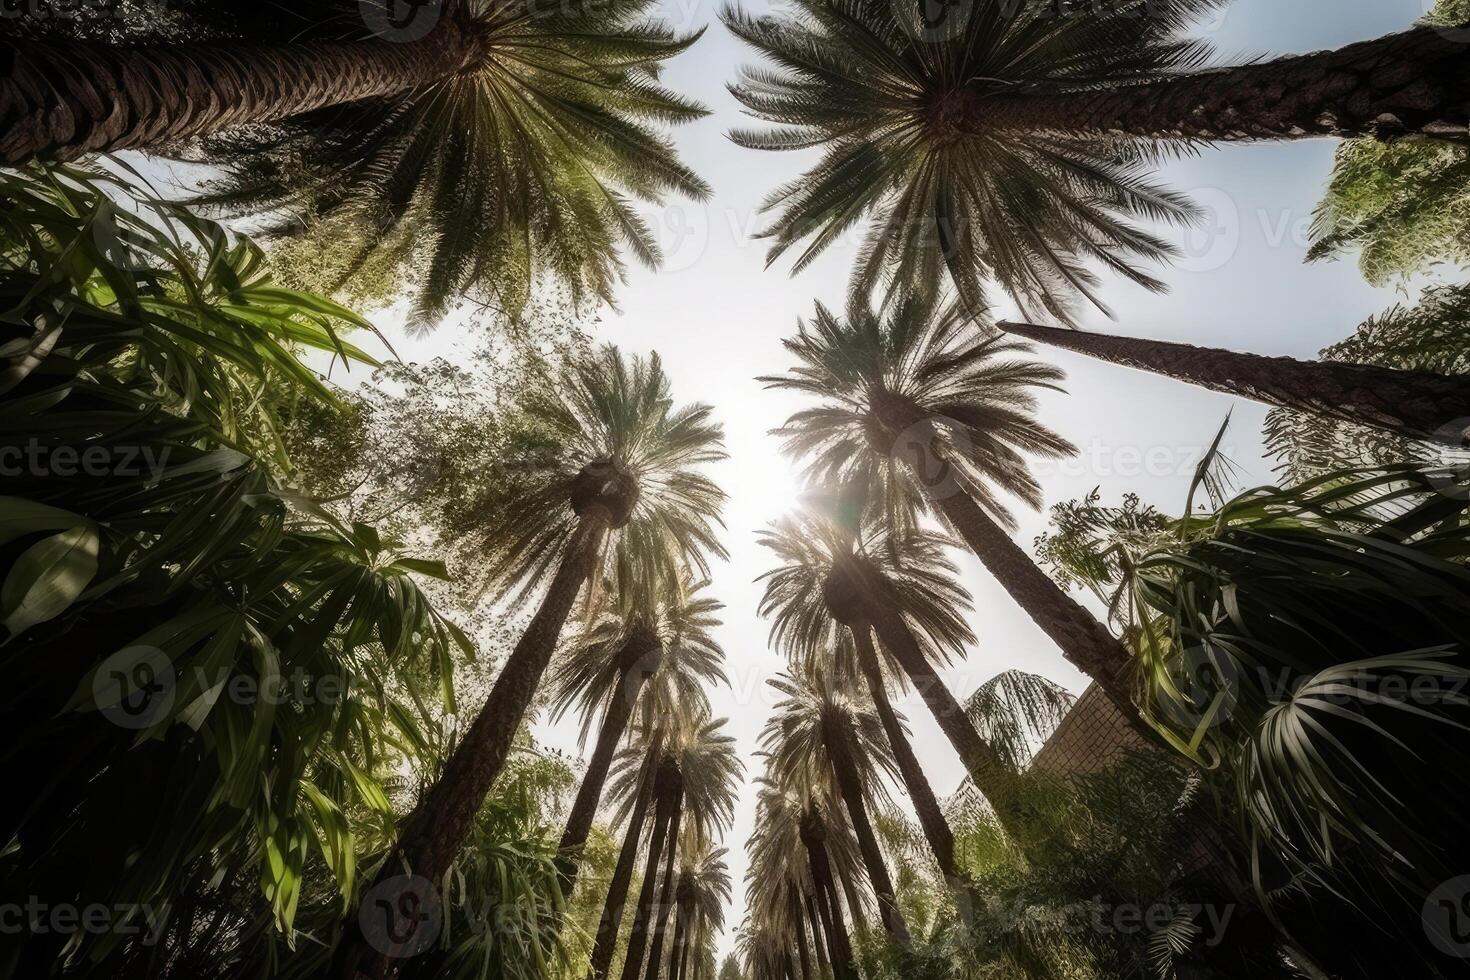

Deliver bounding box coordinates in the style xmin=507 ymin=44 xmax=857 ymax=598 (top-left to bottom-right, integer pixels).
xmin=666 ymin=839 xmax=732 ymax=980
xmin=339 ymin=345 xmax=725 ymax=978
xmin=762 ymin=668 xmax=910 ymax=941
xmin=1050 ymin=458 xmax=1470 ymax=977
xmin=617 ymin=714 xmax=743 ymax=980
xmin=6 ymin=0 xmax=712 ymax=325
xmin=722 ymin=0 xmax=1210 ymax=319
xmin=763 ymin=295 xmax=1143 ymax=715
xmin=758 ymin=508 xmax=976 ymax=874
xmin=549 ymin=575 xmax=727 ymax=892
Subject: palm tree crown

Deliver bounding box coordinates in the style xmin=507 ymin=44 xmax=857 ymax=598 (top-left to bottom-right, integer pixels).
xmin=761 ymin=296 xmax=1074 ymax=531
xmin=182 ymin=0 xmax=712 ymax=322
xmin=481 ymin=343 xmax=728 ymax=605
xmin=722 ymin=0 xmax=1210 ymax=319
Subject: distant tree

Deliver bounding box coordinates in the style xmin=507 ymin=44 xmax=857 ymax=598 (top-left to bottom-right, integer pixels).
xmin=717 ymin=952 xmax=745 ymax=980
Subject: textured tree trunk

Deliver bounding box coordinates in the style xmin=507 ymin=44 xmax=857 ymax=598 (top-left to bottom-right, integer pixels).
xmin=641 ymin=803 xmax=682 ymax=980
xmin=623 ymin=793 xmax=680 ymax=980
xmin=824 ymin=717 xmax=909 ymax=943
xmin=850 ymin=624 xmax=958 ymax=882
xmin=927 ymin=487 xmax=1143 ymax=723
xmin=1000 ymin=320 xmax=1470 ymax=447
xmin=866 ymin=600 xmax=1027 ymax=838
xmin=557 ymin=640 xmax=656 ymax=896
xmin=587 ymin=746 xmax=657 ymax=980
xmin=0 ymin=24 xmax=479 ymax=165
xmin=336 ymin=510 xmax=610 ymax=980
xmin=977 ymin=25 xmax=1470 ymax=141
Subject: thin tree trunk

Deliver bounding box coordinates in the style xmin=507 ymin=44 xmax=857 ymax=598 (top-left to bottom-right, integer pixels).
xmin=792 ymin=891 xmax=814 ymax=980
xmin=641 ymin=803 xmax=682 ymax=980
xmin=337 ymin=511 xmax=610 ymax=980
xmin=850 ymin=624 xmax=959 ymax=882
xmin=836 ymin=864 xmax=865 ymax=938
xmin=866 ymin=599 xmax=1027 ymax=837
xmin=801 ymin=819 xmax=856 ymax=980
xmin=803 ymin=892 xmax=830 ymax=979
xmin=667 ymin=899 xmax=689 ymax=980
xmin=938 ymin=486 xmax=1137 ymax=705
xmin=0 ymin=25 xmax=479 ymax=165
xmin=558 ymin=637 xmax=658 ymax=895
xmin=978 ymin=25 xmax=1470 ymax=141
xmin=623 ymin=795 xmax=681 ymax=980
xmin=1000 ymin=319 xmax=1470 ymax=447
xmin=824 ymin=718 xmax=909 ymax=943
xmin=587 ymin=742 xmax=659 ymax=980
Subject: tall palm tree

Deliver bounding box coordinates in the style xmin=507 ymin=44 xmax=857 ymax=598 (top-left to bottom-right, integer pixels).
xmin=336 ymin=345 xmax=725 ymax=980
xmin=666 ymin=838 xmax=731 ymax=980
xmin=759 ymin=508 xmax=982 ymax=876
xmin=999 ymin=319 xmax=1470 ymax=448
xmin=587 ymin=728 xmax=667 ymax=980
xmin=5 ymin=0 xmax=710 ymax=321
xmin=762 ymin=668 xmax=911 ymax=943
xmin=761 ymin=297 xmax=1141 ymax=719
xmin=549 ymin=574 xmax=727 ymax=894
xmin=724 ymin=0 xmax=1470 ymax=318
xmin=613 ymin=715 xmax=741 ymax=980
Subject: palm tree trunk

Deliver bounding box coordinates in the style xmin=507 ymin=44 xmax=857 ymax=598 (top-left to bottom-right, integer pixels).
xmin=641 ymin=805 xmax=682 ymax=980
xmin=587 ymin=742 xmax=658 ymax=980
xmin=337 ymin=510 xmax=610 ymax=980
xmin=791 ymin=891 xmax=814 ymax=980
xmin=836 ymin=865 xmax=865 ymax=937
xmin=622 ymin=793 xmax=681 ymax=980
xmin=980 ymin=25 xmax=1469 ymax=141
xmin=849 ymin=624 xmax=959 ymax=882
xmin=558 ymin=643 xmax=655 ymax=895
xmin=1000 ymin=320 xmax=1470 ymax=446
xmin=1 ymin=25 xmax=479 ymax=165
xmin=804 ymin=892 xmax=830 ymax=979
xmin=667 ymin=900 xmax=688 ymax=980
xmin=865 ymin=599 xmax=1027 ymax=837
xmin=823 ymin=718 xmax=909 ymax=943
xmin=801 ymin=816 xmax=857 ymax=980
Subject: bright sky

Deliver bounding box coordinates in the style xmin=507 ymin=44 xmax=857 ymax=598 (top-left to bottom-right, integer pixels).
xmin=341 ymin=0 xmax=1439 ymax=960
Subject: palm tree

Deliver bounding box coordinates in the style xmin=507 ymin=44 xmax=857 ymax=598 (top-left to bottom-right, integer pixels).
xmin=549 ymin=574 xmax=727 ymax=894
xmin=999 ymin=319 xmax=1470 ymax=447
xmin=724 ymin=0 xmax=1470 ymax=318
xmin=336 ymin=345 xmax=725 ymax=980
xmin=762 ymin=668 xmax=911 ymax=943
xmin=666 ymin=838 xmax=731 ymax=980
xmin=612 ymin=715 xmax=741 ymax=980
xmin=749 ymin=782 xmax=865 ymax=980
xmin=761 ymin=297 xmax=1142 ymax=719
xmin=587 ymin=729 xmax=667 ymax=980
xmin=5 ymin=0 xmax=710 ymax=321
xmin=759 ymin=507 xmax=985 ymax=876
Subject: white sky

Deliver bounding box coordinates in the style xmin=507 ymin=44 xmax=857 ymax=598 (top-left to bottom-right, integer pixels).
xmin=322 ymin=0 xmax=1443 ymax=960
